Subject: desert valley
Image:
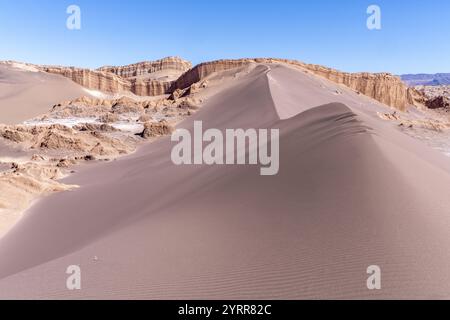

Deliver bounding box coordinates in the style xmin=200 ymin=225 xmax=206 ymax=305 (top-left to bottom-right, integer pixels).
xmin=0 ymin=56 xmax=450 ymax=299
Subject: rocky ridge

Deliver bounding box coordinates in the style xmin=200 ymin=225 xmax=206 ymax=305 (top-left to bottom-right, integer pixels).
xmin=16 ymin=57 xmax=422 ymax=111
xmin=41 ymin=57 xmax=192 ymax=97
xmin=98 ymin=57 xmax=192 ymax=79
xmin=171 ymin=58 xmax=415 ymax=111
xmin=414 ymin=85 xmax=450 ymax=110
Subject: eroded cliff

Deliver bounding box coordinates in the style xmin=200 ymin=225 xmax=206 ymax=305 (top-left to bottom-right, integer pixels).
xmin=41 ymin=57 xmax=192 ymax=97
xmin=36 ymin=57 xmax=419 ymax=111
xmin=98 ymin=57 xmax=192 ymax=79
xmin=172 ymin=58 xmax=414 ymax=111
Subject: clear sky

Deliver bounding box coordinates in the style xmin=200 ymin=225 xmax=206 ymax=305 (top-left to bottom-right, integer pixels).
xmin=0 ymin=0 xmax=449 ymax=74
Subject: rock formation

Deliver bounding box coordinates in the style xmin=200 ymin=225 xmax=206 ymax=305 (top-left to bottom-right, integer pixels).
xmin=41 ymin=57 xmax=192 ymax=97
xmin=377 ymin=111 xmax=450 ymax=131
xmin=412 ymin=85 xmax=450 ymax=110
xmin=41 ymin=66 xmax=131 ymax=94
xmin=299 ymin=63 xmax=411 ymax=111
xmin=0 ymin=161 xmax=78 ymax=222
xmin=172 ymin=58 xmax=413 ymax=111
xmin=31 ymin=57 xmax=421 ymax=111
xmin=98 ymin=57 xmax=192 ymax=79
xmin=0 ymin=124 xmax=132 ymax=156
xmin=426 ymin=96 xmax=450 ymax=109
xmin=137 ymin=121 xmax=174 ymax=139
xmin=129 ymin=79 xmax=173 ymax=96
xmin=415 ymin=85 xmax=450 ymax=99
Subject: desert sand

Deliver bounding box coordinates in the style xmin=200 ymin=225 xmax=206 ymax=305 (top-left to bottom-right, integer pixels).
xmin=0 ymin=64 xmax=201 ymax=238
xmin=0 ymin=61 xmax=450 ymax=299
xmin=0 ymin=62 xmax=96 ymax=125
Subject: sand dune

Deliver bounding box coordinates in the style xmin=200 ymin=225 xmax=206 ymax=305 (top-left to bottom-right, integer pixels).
xmin=1 ymin=63 xmax=450 ymax=299
xmin=0 ymin=81 xmax=201 ymax=237
xmin=0 ymin=62 xmax=94 ymax=124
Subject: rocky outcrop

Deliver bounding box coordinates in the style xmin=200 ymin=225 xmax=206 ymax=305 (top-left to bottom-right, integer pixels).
xmin=377 ymin=111 xmax=450 ymax=131
xmin=99 ymin=57 xmax=191 ymax=96
xmin=39 ymin=57 xmax=418 ymax=110
xmin=41 ymin=65 xmax=176 ymax=97
xmin=46 ymin=95 xmax=199 ymax=121
xmin=0 ymin=160 xmax=78 ymax=222
xmin=172 ymin=58 xmax=414 ymax=111
xmin=0 ymin=124 xmax=132 ymax=155
xmin=411 ymin=85 xmax=450 ymax=110
xmin=299 ymin=63 xmax=411 ymax=111
xmin=415 ymin=85 xmax=450 ymax=100
xmin=41 ymin=66 xmax=131 ymax=94
xmin=129 ymin=79 xmax=173 ymax=96
xmin=98 ymin=57 xmax=192 ymax=79
xmin=172 ymin=59 xmax=251 ymax=91
xmin=137 ymin=121 xmax=174 ymax=139
xmin=426 ymin=96 xmax=450 ymax=109
xmin=41 ymin=57 xmax=192 ymax=97
xmin=407 ymin=87 xmax=427 ymax=107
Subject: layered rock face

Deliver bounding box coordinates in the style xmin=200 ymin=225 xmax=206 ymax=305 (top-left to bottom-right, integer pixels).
xmin=407 ymin=87 xmax=427 ymax=107
xmin=42 ymin=57 xmax=192 ymax=97
xmin=98 ymin=57 xmax=192 ymax=79
xmin=300 ymin=63 xmax=411 ymax=111
xmin=41 ymin=66 xmax=131 ymax=94
xmin=173 ymin=58 xmax=413 ymax=111
xmin=101 ymin=57 xmax=192 ymax=96
xmin=172 ymin=59 xmax=252 ymax=90
xmin=129 ymin=79 xmax=173 ymax=96
xmin=40 ymin=57 xmax=416 ymax=111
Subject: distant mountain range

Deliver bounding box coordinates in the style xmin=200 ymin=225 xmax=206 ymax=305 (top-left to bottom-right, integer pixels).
xmin=401 ymin=73 xmax=450 ymax=86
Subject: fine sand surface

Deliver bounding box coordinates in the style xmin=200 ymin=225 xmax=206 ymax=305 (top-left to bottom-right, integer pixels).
xmin=1 ymin=63 xmax=450 ymax=299
xmin=0 ymin=63 xmax=93 ymax=124
xmin=0 ymin=139 xmax=30 ymax=160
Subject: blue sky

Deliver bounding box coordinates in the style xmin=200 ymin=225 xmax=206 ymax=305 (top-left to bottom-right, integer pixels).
xmin=0 ymin=0 xmax=449 ymax=74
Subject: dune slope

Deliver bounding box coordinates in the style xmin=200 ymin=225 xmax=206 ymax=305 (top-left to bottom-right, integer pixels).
xmin=0 ymin=64 xmax=450 ymax=299
xmin=0 ymin=63 xmax=92 ymax=124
